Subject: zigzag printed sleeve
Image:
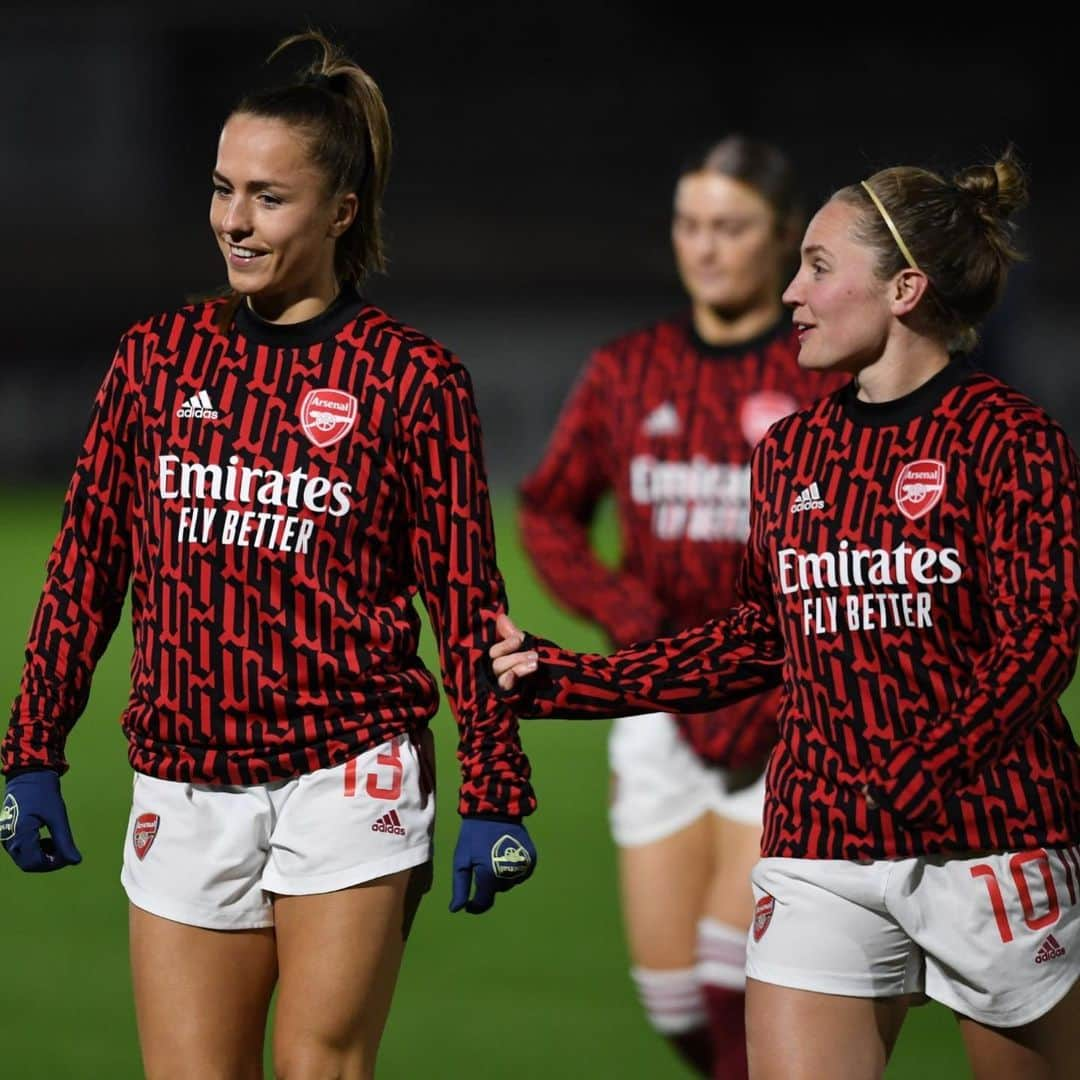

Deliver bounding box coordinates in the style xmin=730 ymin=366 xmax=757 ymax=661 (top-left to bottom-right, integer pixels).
xmin=518 ymin=352 xmax=666 ymax=646
xmin=405 ymin=364 xmax=536 ymax=817
xmin=516 ymin=443 xmax=785 ymax=719
xmin=867 ymin=422 xmax=1080 ymax=824
xmin=3 ymin=339 xmax=137 ymax=776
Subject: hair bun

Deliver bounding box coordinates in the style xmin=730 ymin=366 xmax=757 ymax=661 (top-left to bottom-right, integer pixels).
xmin=953 ymin=149 xmax=1029 ymax=220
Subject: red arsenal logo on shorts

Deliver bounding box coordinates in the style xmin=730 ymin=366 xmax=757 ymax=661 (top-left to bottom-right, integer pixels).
xmin=753 ymin=894 xmax=775 ymax=941
xmin=300 ymin=388 xmax=358 ymax=449
xmin=132 ymin=813 xmax=160 ymax=861
xmin=739 ymin=391 xmax=799 ymax=447
xmin=894 ymin=459 xmax=946 ymax=521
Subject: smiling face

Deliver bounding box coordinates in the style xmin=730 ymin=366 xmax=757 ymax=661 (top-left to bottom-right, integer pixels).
xmin=671 ymin=172 xmax=787 ymax=316
xmin=210 ymin=113 xmax=357 ymax=321
xmin=782 ymin=198 xmax=895 ymax=372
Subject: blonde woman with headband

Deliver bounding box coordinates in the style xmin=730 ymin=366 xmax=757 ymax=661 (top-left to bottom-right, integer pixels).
xmin=492 ymin=149 xmax=1080 ymax=1079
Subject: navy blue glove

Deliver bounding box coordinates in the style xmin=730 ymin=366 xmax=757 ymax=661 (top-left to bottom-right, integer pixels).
xmin=449 ymin=818 xmax=536 ymax=914
xmin=1 ymin=771 xmax=83 ymax=873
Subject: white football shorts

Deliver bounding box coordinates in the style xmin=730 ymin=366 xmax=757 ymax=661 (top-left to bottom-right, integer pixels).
xmin=121 ymin=731 xmax=435 ymax=930
xmin=747 ymin=848 xmax=1080 ymax=1027
xmin=608 ymin=712 xmax=766 ymax=847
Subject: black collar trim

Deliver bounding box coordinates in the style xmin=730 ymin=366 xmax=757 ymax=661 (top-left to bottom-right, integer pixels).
xmin=840 ymin=356 xmax=975 ymax=427
xmin=234 ymin=289 xmax=365 ymax=348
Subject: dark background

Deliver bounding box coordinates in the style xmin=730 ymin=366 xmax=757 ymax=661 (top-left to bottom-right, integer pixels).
xmin=0 ymin=4 xmax=1074 ymax=485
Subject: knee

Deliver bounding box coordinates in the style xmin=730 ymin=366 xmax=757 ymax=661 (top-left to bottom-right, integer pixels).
xmin=273 ymin=1040 xmax=370 ymax=1080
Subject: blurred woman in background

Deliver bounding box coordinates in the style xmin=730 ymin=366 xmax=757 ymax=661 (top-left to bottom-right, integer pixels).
xmin=518 ymin=137 xmax=845 ymax=1077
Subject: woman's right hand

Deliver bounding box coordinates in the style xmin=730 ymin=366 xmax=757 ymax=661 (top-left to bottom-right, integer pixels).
xmin=490 ymin=613 xmax=538 ymax=691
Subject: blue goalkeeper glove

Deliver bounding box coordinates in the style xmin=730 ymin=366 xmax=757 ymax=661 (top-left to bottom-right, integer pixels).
xmin=449 ymin=818 xmax=536 ymax=914
xmin=1 ymin=771 xmax=83 ymax=873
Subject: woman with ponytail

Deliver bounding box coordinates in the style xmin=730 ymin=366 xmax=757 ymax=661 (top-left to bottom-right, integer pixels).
xmin=1 ymin=31 xmax=536 ymax=1079
xmin=492 ymin=150 xmax=1080 ymax=1078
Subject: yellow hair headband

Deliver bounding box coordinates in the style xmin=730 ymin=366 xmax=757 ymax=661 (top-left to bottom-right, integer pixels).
xmin=860 ymin=180 xmax=921 ymax=273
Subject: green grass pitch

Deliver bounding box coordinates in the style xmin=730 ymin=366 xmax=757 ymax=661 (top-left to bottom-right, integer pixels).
xmin=1 ymin=488 xmax=1074 ymax=1077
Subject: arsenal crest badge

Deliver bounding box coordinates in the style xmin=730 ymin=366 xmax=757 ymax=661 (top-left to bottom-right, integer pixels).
xmin=490 ymin=834 xmax=533 ymax=880
xmin=0 ymin=793 xmax=18 ymax=842
xmin=894 ymin=459 xmax=946 ymax=521
xmin=132 ymin=813 xmax=160 ymax=861
xmin=739 ymin=390 xmax=799 ymax=447
xmin=300 ymin=388 xmax=358 ymax=449
xmin=753 ymin=894 xmax=775 ymax=941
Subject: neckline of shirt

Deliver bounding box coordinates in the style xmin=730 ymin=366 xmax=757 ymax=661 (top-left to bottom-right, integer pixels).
xmin=684 ymin=312 xmax=791 ymax=358
xmin=233 ymin=289 xmax=366 ymax=348
xmin=840 ymin=355 xmax=976 ymax=428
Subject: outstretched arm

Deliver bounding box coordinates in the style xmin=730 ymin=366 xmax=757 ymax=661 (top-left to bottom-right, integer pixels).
xmin=492 ymin=440 xmax=786 ymax=720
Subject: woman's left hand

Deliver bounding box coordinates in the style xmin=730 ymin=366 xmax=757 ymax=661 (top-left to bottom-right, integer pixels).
xmin=489 ymin=613 xmax=538 ymax=691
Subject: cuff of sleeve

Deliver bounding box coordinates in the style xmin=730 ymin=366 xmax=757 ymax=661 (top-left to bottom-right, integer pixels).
xmin=479 ymin=632 xmax=554 ymax=710
xmin=3 ymin=765 xmax=58 ymax=781
xmin=479 ymin=630 xmax=533 ymax=692
xmin=2 ymin=723 xmax=70 ymax=779
xmin=456 ymin=788 xmax=537 ymax=819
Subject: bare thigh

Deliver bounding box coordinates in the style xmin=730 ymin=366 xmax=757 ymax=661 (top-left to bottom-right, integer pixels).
xmin=618 ymin=804 xmax=714 ymax=969
xmin=957 ymin=976 xmax=1080 ymax=1080
xmin=129 ymin=904 xmax=278 ymax=1080
xmin=271 ymin=863 xmax=429 ymax=1080
xmin=745 ymin=977 xmax=911 ymax=1080
xmin=703 ymin=811 xmax=762 ymax=930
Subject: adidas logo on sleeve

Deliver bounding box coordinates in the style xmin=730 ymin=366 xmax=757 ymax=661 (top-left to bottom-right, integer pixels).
xmin=791 ymin=482 xmax=825 ymax=513
xmin=176 ymin=390 xmax=220 ymax=420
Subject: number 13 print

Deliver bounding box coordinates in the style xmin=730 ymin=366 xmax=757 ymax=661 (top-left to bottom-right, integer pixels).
xmin=344 ymin=739 xmax=404 ymax=801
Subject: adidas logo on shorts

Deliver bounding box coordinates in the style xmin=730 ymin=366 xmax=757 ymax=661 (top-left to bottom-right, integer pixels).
xmin=1034 ymin=933 xmax=1066 ymax=963
xmin=372 ymin=809 xmax=406 ymax=836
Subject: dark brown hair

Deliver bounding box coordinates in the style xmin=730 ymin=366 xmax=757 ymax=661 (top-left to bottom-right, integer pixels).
xmin=214 ymin=30 xmax=391 ymax=330
xmin=679 ymin=135 xmax=803 ymax=241
xmin=835 ymin=149 xmax=1028 ymax=353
